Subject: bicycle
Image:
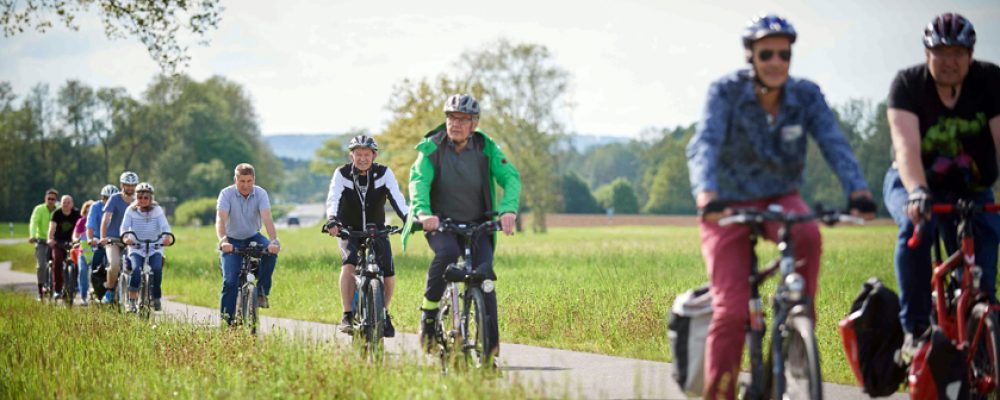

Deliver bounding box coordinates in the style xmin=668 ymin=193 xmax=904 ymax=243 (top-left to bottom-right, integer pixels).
xmin=105 ymin=237 xmax=130 ymax=313
xmin=35 ymin=241 xmax=55 ymax=303
xmin=122 ymin=231 xmax=175 ymax=319
xmin=907 ymin=200 xmax=1000 ymax=398
xmin=56 ymin=241 xmax=77 ymax=307
xmin=334 ymin=224 xmax=400 ymax=357
xmin=231 ymin=241 xmax=269 ymax=335
xmin=431 ymin=217 xmax=502 ymax=372
xmin=718 ymin=204 xmax=863 ymax=400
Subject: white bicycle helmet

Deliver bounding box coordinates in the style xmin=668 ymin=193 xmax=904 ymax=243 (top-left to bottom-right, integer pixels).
xmin=120 ymin=171 xmax=140 ymax=185
xmin=136 ymin=182 xmax=154 ymax=194
xmin=100 ymin=184 xmax=119 ymax=198
xmin=443 ymin=94 xmax=480 ymax=116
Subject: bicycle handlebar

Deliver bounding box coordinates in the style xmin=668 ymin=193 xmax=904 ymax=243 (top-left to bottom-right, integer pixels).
xmin=718 ymin=207 xmax=864 ymax=228
xmin=435 ymin=219 xmax=502 ymax=236
xmin=120 ymin=231 xmax=176 ymax=248
xmin=232 ymin=242 xmax=270 ymax=259
xmin=906 ymin=202 xmax=1000 ymax=249
xmin=334 ymin=225 xmax=401 ymax=240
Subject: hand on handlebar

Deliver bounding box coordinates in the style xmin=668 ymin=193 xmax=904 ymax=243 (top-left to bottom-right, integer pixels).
xmin=848 ymin=190 xmax=878 ymax=221
xmin=267 ymin=242 xmax=280 ymax=254
xmin=420 ymin=215 xmax=439 ymax=232
xmin=906 ymin=186 xmax=931 ymax=226
xmin=326 ymin=224 xmax=340 ymax=238
xmin=499 ymin=213 xmax=516 ymax=235
xmin=220 ymin=242 xmax=234 ymax=253
xmin=697 ymin=191 xmax=730 ymax=223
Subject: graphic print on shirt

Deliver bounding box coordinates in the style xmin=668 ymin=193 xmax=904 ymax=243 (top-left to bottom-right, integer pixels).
xmin=922 ymin=112 xmax=990 ymax=192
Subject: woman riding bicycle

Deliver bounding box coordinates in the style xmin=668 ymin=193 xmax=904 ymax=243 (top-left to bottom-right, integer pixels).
xmin=324 ymin=135 xmax=409 ymax=337
xmin=685 ymin=14 xmax=876 ymax=398
xmin=120 ymin=182 xmax=173 ymax=312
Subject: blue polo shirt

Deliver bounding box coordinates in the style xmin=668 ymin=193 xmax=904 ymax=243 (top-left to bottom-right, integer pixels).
xmin=102 ymin=193 xmax=130 ymax=238
xmin=217 ymin=185 xmax=271 ymax=240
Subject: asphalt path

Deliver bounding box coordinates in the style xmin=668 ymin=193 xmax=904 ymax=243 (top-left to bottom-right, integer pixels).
xmin=0 ymin=257 xmax=905 ymax=399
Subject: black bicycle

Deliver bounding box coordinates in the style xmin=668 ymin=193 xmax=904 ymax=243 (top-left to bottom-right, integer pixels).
xmin=718 ymin=204 xmax=863 ymax=400
xmin=34 ymin=242 xmax=55 ymax=303
xmin=57 ymin=241 xmax=77 ymax=307
xmin=334 ymin=224 xmax=400 ymax=357
xmin=122 ymin=231 xmax=175 ymax=319
xmin=432 ymin=217 xmax=502 ymax=371
xmin=231 ymin=242 xmax=269 ymax=335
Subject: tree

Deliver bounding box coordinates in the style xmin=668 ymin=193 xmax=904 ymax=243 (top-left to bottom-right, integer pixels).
xmin=310 ymin=130 xmax=361 ymax=176
xmin=560 ymin=173 xmax=602 ymax=213
xmin=1 ymin=0 xmax=222 ymax=72
xmin=595 ymin=178 xmax=639 ymax=214
xmin=642 ymin=127 xmax=696 ymax=214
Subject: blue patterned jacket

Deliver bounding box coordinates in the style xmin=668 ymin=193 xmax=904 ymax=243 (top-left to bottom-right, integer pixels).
xmin=686 ymin=69 xmax=868 ymax=202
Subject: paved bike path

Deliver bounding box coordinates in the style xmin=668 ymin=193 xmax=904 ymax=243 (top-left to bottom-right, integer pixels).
xmin=0 ymin=260 xmax=905 ymax=399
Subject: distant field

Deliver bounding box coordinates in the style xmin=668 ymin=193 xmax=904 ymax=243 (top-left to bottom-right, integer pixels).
xmin=0 ymin=222 xmax=904 ymax=385
xmin=0 ymin=222 xmax=28 ymax=239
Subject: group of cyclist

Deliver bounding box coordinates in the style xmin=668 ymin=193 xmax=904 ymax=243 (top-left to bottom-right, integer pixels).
xmin=21 ymin=9 xmax=999 ymax=396
xmin=689 ymin=12 xmax=998 ymax=398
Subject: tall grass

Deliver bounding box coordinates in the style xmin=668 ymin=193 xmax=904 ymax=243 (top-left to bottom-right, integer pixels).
xmin=0 ymin=292 xmax=536 ymax=398
xmin=0 ymin=223 xmax=903 ymax=385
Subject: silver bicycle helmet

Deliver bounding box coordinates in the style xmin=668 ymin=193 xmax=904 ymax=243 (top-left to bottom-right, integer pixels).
xmin=100 ymin=184 xmax=119 ymax=198
xmin=136 ymin=182 xmax=154 ymax=194
xmin=347 ymin=135 xmax=379 ymax=152
xmin=120 ymin=171 xmax=140 ymax=185
xmin=924 ymin=12 xmax=975 ymax=50
xmin=443 ymin=94 xmax=480 ymax=116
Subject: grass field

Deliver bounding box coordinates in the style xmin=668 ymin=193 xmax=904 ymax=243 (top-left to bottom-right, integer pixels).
xmin=0 ymin=222 xmax=28 ymax=239
xmin=0 ymin=222 xmax=903 ymax=386
xmin=0 ymin=291 xmax=536 ymax=398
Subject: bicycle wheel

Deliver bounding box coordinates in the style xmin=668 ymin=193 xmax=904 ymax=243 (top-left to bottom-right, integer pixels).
xmin=246 ymin=284 xmax=259 ymax=335
xmin=774 ymin=313 xmax=823 ymax=400
xmin=437 ymin=286 xmax=459 ymax=369
xmin=63 ymin=262 xmax=76 ymax=307
xmin=967 ymin=302 xmax=1000 ymax=399
xmin=116 ymin=270 xmax=129 ymax=313
xmin=138 ymin=274 xmax=151 ymax=320
xmin=364 ymin=280 xmax=385 ymax=357
xmin=463 ymin=287 xmax=494 ymax=369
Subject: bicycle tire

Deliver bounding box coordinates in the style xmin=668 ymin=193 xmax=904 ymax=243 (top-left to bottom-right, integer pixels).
xmin=63 ymin=262 xmax=75 ymax=307
xmin=967 ymin=302 xmax=1000 ymax=399
xmin=116 ymin=270 xmax=129 ymax=313
xmin=774 ymin=313 xmax=823 ymax=400
xmin=437 ymin=286 xmax=459 ymax=369
xmin=246 ymin=283 xmax=259 ymax=335
xmin=365 ymin=280 xmax=385 ymax=357
xmin=138 ymin=273 xmax=151 ymax=320
xmin=464 ymin=287 xmax=494 ymax=369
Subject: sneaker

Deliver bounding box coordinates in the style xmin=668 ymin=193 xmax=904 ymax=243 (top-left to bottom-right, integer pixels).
xmin=384 ymin=311 xmax=396 ymax=338
xmin=419 ymin=308 xmax=438 ymax=353
xmin=896 ymin=331 xmax=922 ymax=365
xmin=153 ymin=298 xmax=162 ymax=311
xmin=339 ymin=312 xmax=354 ymax=334
xmin=81 ymin=299 xmax=89 ymax=307
xmin=127 ymin=298 xmax=137 ymax=313
xmin=102 ymin=290 xmax=114 ymax=304
xmin=53 ymin=291 xmax=62 ymax=300
xmin=258 ymin=294 xmax=269 ymax=309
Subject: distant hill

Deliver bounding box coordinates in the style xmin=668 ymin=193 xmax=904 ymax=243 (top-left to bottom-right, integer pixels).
xmin=263 ymin=133 xmax=343 ymax=161
xmin=264 ymin=132 xmax=630 ymax=160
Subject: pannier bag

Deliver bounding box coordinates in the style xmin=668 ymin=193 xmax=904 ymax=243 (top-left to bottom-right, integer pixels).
xmin=667 ymin=285 xmax=713 ymax=395
xmin=838 ymin=277 xmax=906 ymax=397
xmin=908 ymin=326 xmax=967 ymax=400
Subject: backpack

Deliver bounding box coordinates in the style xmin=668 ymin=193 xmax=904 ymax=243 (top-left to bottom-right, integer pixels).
xmin=909 ymin=326 xmax=968 ymax=400
xmin=667 ymin=285 xmax=713 ymax=395
xmin=838 ymin=277 xmax=907 ymax=396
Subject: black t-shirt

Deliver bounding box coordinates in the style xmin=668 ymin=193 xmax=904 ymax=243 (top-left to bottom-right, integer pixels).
xmin=888 ymin=60 xmax=1000 ymax=195
xmin=50 ymin=208 xmax=81 ymax=242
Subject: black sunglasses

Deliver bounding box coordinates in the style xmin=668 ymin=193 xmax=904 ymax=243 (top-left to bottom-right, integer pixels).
xmin=46 ymin=197 xmax=56 ymax=201
xmin=758 ymin=49 xmax=792 ymax=62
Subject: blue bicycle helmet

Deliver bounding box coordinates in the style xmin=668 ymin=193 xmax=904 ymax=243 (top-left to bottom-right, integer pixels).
xmin=742 ymin=14 xmax=797 ymax=49
xmin=924 ymin=13 xmax=975 ymax=50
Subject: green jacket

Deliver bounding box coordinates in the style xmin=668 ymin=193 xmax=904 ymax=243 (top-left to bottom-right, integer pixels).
xmin=29 ymin=203 xmax=53 ymax=240
xmin=401 ymin=124 xmax=522 ymax=250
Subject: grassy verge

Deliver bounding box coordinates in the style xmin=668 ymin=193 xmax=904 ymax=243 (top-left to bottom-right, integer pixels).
xmin=0 ymin=222 xmax=28 ymax=239
xmin=0 ymin=223 xmax=902 ymax=385
xmin=0 ymin=291 xmax=536 ymax=398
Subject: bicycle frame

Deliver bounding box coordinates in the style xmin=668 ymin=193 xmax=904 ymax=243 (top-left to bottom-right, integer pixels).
xmin=232 ymin=242 xmax=267 ymax=333
xmin=122 ymin=231 xmax=174 ymax=317
xmin=337 ymin=224 xmax=398 ymax=352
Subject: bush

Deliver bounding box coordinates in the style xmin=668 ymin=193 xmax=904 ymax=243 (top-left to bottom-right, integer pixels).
xmin=173 ymin=197 xmax=217 ymax=226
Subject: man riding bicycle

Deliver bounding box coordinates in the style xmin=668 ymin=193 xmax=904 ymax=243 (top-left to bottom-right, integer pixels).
xmin=217 ymin=163 xmax=280 ymax=325
xmin=86 ymin=184 xmax=119 ymax=289
xmin=120 ymin=182 xmax=173 ymax=312
xmin=28 ymin=188 xmax=58 ymax=300
xmin=47 ymin=195 xmax=81 ymax=300
xmin=99 ymin=171 xmax=139 ymax=304
xmin=401 ymin=93 xmax=521 ymax=360
xmin=685 ymin=14 xmax=876 ymax=398
xmin=324 ymin=135 xmax=409 ymax=337
xmin=883 ymin=13 xmax=1000 ymax=358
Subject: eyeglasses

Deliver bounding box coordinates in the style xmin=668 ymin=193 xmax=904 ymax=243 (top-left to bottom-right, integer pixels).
xmin=46 ymin=197 xmax=56 ymax=202
xmin=446 ymin=115 xmax=477 ymax=124
xmin=137 ymin=194 xmax=152 ymax=200
xmin=757 ymin=49 xmax=792 ymax=62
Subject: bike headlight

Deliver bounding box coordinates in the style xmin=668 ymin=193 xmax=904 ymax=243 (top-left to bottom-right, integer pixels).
xmin=482 ymin=279 xmax=495 ymax=293
xmin=247 ymin=272 xmax=256 ymax=283
xmin=784 ymin=273 xmax=805 ymax=302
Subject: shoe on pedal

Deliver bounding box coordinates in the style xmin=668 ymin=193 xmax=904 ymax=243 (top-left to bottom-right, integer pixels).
xmin=384 ymin=311 xmax=396 ymax=338
xmin=258 ymin=294 xmax=269 ymax=309
xmin=419 ymin=308 xmax=438 ymax=353
xmin=102 ymin=289 xmax=114 ymax=304
xmin=339 ymin=312 xmax=354 ymax=334
xmin=153 ymin=298 xmax=162 ymax=311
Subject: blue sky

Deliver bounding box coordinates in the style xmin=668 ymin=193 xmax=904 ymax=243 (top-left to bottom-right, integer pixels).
xmin=2 ymin=0 xmax=998 ymax=137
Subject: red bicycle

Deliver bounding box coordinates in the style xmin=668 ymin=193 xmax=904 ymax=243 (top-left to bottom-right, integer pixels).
xmin=908 ymin=200 xmax=1000 ymax=398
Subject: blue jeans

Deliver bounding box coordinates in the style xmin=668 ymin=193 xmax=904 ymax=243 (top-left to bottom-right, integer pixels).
xmin=78 ymin=253 xmax=89 ymax=301
xmin=128 ymin=252 xmax=164 ymax=299
xmin=219 ymin=233 xmax=276 ymax=323
xmin=884 ymin=167 xmax=1000 ymax=334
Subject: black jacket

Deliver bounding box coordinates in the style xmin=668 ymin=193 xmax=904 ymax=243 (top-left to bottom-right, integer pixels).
xmin=325 ymin=163 xmax=408 ymax=229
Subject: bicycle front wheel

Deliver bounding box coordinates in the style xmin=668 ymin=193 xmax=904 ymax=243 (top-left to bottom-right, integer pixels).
xmin=364 ymin=280 xmax=385 ymax=357
xmin=240 ymin=283 xmax=259 ymax=335
xmin=63 ymin=263 xmax=76 ymax=307
xmin=138 ymin=275 xmax=152 ymax=320
xmin=775 ymin=313 xmax=822 ymax=400
xmin=116 ymin=271 xmax=129 ymax=313
xmin=968 ymin=302 xmax=1000 ymax=399
xmin=463 ymin=287 xmax=494 ymax=369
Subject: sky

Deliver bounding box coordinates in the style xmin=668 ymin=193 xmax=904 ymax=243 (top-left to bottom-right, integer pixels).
xmin=2 ymin=0 xmax=999 ymax=137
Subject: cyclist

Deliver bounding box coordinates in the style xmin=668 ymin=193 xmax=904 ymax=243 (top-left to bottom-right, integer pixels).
xmin=86 ymin=184 xmax=118 ymax=289
xmin=120 ymin=183 xmax=173 ymax=312
xmin=401 ymin=93 xmax=521 ymax=360
xmin=28 ymin=188 xmax=58 ymax=300
xmin=883 ymin=13 xmax=1000 ymax=358
xmin=685 ymin=14 xmax=876 ymax=398
xmin=72 ymin=200 xmax=95 ymax=305
xmin=100 ymin=171 xmax=139 ymax=303
xmin=47 ymin=195 xmax=81 ymax=300
xmin=324 ymin=135 xmax=409 ymax=337
xmin=217 ymin=163 xmax=280 ymax=325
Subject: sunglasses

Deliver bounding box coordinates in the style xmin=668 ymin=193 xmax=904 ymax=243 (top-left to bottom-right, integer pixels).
xmin=757 ymin=49 xmax=792 ymax=62
xmin=46 ymin=198 xmax=56 ymax=201
xmin=137 ymin=194 xmax=152 ymax=200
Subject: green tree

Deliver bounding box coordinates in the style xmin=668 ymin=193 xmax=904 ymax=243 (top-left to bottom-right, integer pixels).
xmin=560 ymin=173 xmax=601 ymax=214
xmin=310 ymin=130 xmax=362 ymax=176
xmin=642 ymin=127 xmax=696 ymax=214
xmin=595 ymin=178 xmax=639 ymax=214
xmin=1 ymin=0 xmax=222 ymax=72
